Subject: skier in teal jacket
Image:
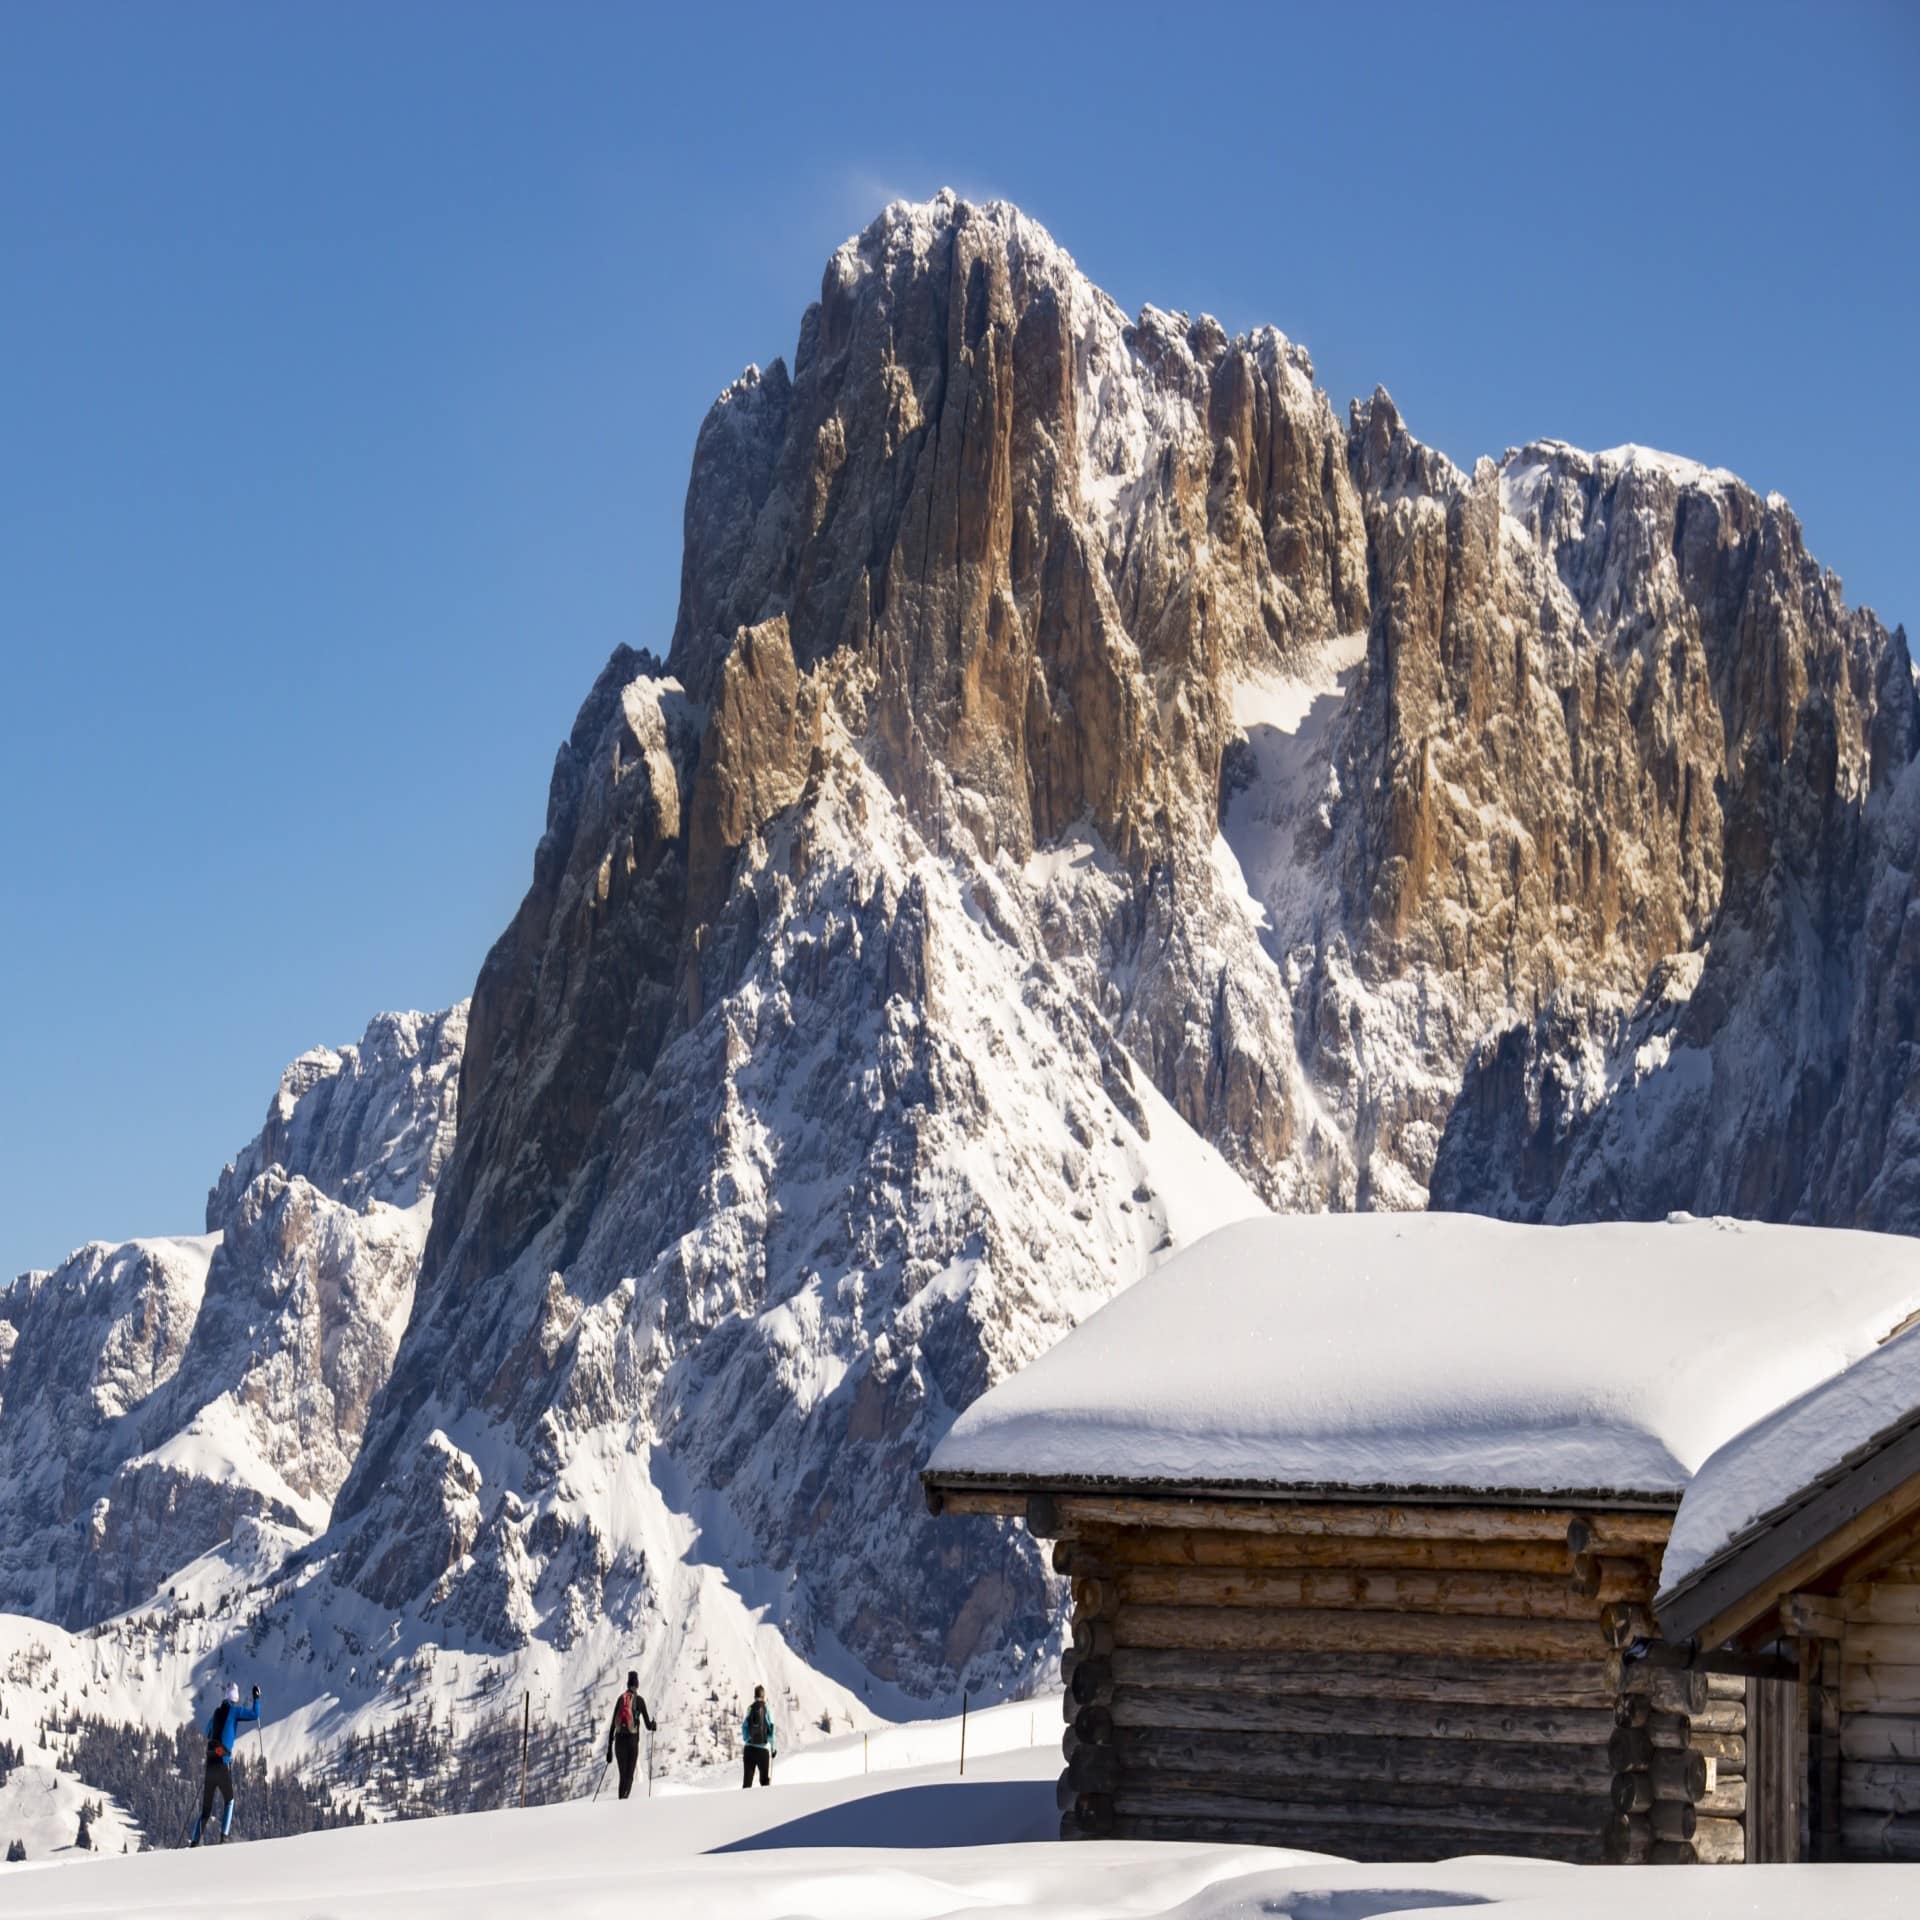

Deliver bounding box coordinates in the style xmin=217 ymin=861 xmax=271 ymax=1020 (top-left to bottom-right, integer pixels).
xmin=740 ymin=1685 xmax=776 ymax=1787
xmin=190 ymin=1682 xmax=260 ymax=1845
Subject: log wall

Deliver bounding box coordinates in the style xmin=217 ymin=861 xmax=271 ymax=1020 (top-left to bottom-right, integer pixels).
xmin=1838 ymin=1553 xmax=1920 ymax=1860
xmin=1572 ymin=1517 xmax=1746 ymax=1865
xmin=1050 ymin=1507 xmax=1713 ymax=1863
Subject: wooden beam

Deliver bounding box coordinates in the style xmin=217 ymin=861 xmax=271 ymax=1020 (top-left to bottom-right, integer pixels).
xmin=1840 ymin=1713 xmax=1920 ymax=1762
xmin=1650 ymin=1800 xmax=1695 ymax=1844
xmin=1605 ymin=1812 xmax=1652 ymax=1863
xmin=1106 ymin=1684 xmax=1616 ymax=1747
xmin=1688 ymin=1731 xmax=1745 ymax=1776
xmin=1570 ymin=1554 xmax=1656 ymax=1604
xmin=1115 ymin=1604 xmax=1609 ymax=1663
xmin=1837 ymin=1761 xmax=1920 ymax=1813
xmin=1107 ymin=1726 xmax=1612 ymax=1794
xmin=1782 ymin=1592 xmax=1848 ymax=1640
xmin=1067 ymin=1658 xmax=1111 ymax=1705
xmin=1057 ymin=1497 xmax=1590 ymax=1542
xmin=1602 ymin=1603 xmax=1659 ymax=1649
xmin=1844 ymin=1584 xmax=1920 ymax=1625
xmin=1842 ymin=1662 xmax=1920 ymax=1713
xmin=1699 ymin=1774 xmax=1748 ymax=1816
xmin=1691 ymin=1815 xmax=1746 ymax=1864
xmin=1113 ymin=1566 xmax=1609 ymax=1622
xmin=1840 ymin=1810 xmax=1920 ymax=1859
xmin=1071 ymin=1576 xmax=1115 ymax=1618
xmin=1108 ymin=1778 xmax=1605 ymax=1838
xmin=1620 ymin=1667 xmax=1709 ymax=1714
xmin=1114 ymin=1811 xmax=1607 ymax=1864
xmin=1567 ymin=1513 xmax=1674 ymax=1554
xmin=1088 ymin=1529 xmax=1578 ymax=1576
xmin=1105 ymin=1647 xmax=1622 ymax=1705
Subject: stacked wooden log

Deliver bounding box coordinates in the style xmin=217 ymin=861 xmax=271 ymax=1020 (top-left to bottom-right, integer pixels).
xmin=1833 ymin=1550 xmax=1920 ymax=1858
xmin=1573 ymin=1515 xmax=1747 ymax=1865
xmin=1048 ymin=1500 xmax=1639 ymax=1860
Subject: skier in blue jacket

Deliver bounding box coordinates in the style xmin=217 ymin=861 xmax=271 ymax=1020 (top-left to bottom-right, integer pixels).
xmin=189 ymin=1681 xmax=260 ymax=1845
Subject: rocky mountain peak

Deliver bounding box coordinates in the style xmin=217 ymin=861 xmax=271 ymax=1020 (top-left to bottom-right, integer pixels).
xmin=0 ymin=1004 xmax=467 ymax=1625
xmin=306 ymin=195 xmax=1917 ymax=1722
xmin=3 ymin=198 xmax=1911 ymax=1758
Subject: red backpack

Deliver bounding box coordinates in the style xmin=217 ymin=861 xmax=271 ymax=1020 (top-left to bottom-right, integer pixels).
xmin=615 ymin=1692 xmax=635 ymax=1733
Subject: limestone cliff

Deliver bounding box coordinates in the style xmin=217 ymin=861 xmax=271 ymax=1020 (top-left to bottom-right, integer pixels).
xmin=319 ymin=194 xmax=1915 ymax=1713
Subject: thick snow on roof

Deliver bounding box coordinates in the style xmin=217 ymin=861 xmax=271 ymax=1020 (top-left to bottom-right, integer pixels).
xmin=1662 ymin=1318 xmax=1920 ymax=1594
xmin=929 ymin=1213 xmax=1920 ymax=1500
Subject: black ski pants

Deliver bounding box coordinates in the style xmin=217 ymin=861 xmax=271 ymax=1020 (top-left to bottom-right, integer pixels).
xmin=741 ymin=1745 xmax=770 ymax=1788
xmin=194 ymin=1760 xmax=234 ymax=1842
xmin=613 ymin=1731 xmax=640 ymax=1800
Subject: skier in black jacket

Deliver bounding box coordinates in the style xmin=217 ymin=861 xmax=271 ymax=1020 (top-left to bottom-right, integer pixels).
xmin=605 ymin=1671 xmax=656 ymax=1800
xmin=190 ymin=1682 xmax=260 ymax=1845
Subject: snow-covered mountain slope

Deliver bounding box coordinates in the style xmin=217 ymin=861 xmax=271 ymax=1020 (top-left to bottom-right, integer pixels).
xmin=0 ymin=1007 xmax=465 ymax=1626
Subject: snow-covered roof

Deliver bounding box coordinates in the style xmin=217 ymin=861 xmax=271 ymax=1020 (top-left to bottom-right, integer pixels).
xmin=927 ymin=1213 xmax=1920 ymax=1504
xmin=1660 ymin=1318 xmax=1920 ymax=1597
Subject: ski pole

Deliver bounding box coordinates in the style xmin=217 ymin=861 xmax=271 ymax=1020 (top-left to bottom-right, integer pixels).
xmin=243 ymin=1687 xmax=263 ymax=1838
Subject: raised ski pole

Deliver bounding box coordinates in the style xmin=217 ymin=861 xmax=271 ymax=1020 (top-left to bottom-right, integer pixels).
xmin=241 ymin=1687 xmax=263 ymax=1839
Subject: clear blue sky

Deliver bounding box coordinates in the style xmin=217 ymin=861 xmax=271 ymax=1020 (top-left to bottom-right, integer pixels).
xmin=2 ymin=2 xmax=1914 ymax=1279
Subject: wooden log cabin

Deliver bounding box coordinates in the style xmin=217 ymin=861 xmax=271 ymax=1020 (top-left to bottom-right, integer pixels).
xmin=922 ymin=1213 xmax=1920 ymax=1864
xmin=1657 ymin=1314 xmax=1920 ymax=1860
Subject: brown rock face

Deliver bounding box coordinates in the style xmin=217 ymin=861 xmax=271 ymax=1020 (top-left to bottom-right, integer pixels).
xmin=326 ymin=194 xmax=1915 ymax=1706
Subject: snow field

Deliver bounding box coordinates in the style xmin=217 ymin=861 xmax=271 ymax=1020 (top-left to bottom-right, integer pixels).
xmin=4 ymin=1727 xmax=1915 ymax=1919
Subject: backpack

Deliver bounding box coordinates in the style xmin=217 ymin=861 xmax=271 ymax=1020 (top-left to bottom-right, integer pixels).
xmin=746 ymin=1700 xmax=770 ymax=1745
xmin=206 ymin=1701 xmax=234 ymax=1762
xmin=615 ymin=1692 xmax=635 ymax=1734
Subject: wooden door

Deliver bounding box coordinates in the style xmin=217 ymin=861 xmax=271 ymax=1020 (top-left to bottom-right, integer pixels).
xmin=1745 ymin=1673 xmax=1801 ymax=1861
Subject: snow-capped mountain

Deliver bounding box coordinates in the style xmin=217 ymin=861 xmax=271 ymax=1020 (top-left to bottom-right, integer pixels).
xmin=0 ymin=1008 xmax=465 ymax=1626
xmin=1 ymin=193 xmax=1914 ymax=1794
xmin=319 ymin=193 xmax=1914 ymax=1710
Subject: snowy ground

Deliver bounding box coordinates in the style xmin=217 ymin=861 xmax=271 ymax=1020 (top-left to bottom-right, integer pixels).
xmin=3 ymin=1693 xmax=1914 ymax=1916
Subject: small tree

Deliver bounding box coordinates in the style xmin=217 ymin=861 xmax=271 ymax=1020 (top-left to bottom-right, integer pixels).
xmin=75 ymin=1808 xmax=93 ymax=1851
xmin=6 ymin=1838 xmax=25 ymax=1863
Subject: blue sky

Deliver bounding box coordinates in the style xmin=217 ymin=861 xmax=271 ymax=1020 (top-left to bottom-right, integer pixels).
xmin=2 ymin=2 xmax=1915 ymax=1280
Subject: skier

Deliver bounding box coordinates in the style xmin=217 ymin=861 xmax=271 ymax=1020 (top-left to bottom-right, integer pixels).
xmin=604 ymin=1670 xmax=656 ymax=1801
xmin=740 ymin=1684 xmax=776 ymax=1788
xmin=189 ymin=1681 xmax=260 ymax=1846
